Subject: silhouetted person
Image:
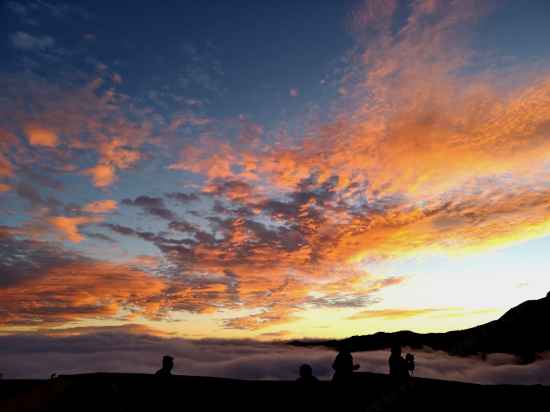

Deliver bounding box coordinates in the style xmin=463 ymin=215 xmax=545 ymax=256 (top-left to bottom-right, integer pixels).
xmin=155 ymin=355 xmax=174 ymax=377
xmin=388 ymin=344 xmax=414 ymax=384
xmin=296 ymin=364 xmax=319 ymax=383
xmin=405 ymin=353 xmax=415 ymax=375
xmin=332 ymin=348 xmax=360 ymax=382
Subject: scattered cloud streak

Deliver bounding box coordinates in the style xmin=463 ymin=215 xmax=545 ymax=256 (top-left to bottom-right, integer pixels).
xmin=82 ymin=200 xmax=117 ymax=214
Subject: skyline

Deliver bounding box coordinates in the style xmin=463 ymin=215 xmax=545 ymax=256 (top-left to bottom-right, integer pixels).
xmin=1 ymin=0 xmax=550 ymax=343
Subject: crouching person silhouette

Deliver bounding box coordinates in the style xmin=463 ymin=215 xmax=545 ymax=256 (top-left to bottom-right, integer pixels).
xmin=297 ymin=364 xmax=319 ymax=383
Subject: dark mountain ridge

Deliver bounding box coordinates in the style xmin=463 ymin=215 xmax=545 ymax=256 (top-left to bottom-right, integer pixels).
xmin=290 ymin=291 xmax=550 ymax=362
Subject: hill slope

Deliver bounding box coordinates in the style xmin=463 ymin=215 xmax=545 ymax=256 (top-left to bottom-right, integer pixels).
xmin=291 ymin=292 xmax=550 ymax=362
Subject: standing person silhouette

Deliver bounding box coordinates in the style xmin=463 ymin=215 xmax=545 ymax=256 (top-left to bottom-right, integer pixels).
xmin=155 ymin=355 xmax=174 ymax=377
xmin=332 ymin=348 xmax=360 ymax=382
xmin=388 ymin=344 xmax=414 ymax=384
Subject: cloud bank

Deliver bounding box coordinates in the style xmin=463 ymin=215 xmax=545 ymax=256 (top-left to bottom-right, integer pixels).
xmin=1 ymin=329 xmax=549 ymax=385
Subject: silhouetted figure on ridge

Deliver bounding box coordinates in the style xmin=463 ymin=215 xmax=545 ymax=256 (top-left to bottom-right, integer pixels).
xmin=155 ymin=355 xmax=174 ymax=377
xmin=296 ymin=364 xmax=319 ymax=383
xmin=331 ymin=348 xmax=360 ymax=382
xmin=388 ymin=344 xmax=414 ymax=384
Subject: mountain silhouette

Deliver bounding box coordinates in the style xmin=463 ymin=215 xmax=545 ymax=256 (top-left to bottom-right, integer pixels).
xmin=290 ymin=292 xmax=550 ymax=363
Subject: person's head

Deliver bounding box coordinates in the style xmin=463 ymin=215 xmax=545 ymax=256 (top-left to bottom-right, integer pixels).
xmin=162 ymin=355 xmax=174 ymax=371
xmin=299 ymin=364 xmax=313 ymax=378
xmin=391 ymin=344 xmax=402 ymax=356
xmin=339 ymin=344 xmax=351 ymax=355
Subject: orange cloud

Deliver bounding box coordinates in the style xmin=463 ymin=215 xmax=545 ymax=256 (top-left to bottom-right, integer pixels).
xmin=0 ymin=153 xmax=13 ymax=177
xmin=169 ymin=140 xmax=237 ymax=180
xmin=83 ymin=163 xmax=116 ymax=188
xmin=119 ymin=2 xmax=550 ymax=334
xmin=224 ymin=306 xmax=300 ymax=331
xmin=80 ymin=137 xmax=143 ymax=188
xmin=48 ymin=216 xmax=103 ymax=243
xmin=347 ymin=308 xmax=449 ymax=320
xmin=97 ymin=139 xmax=141 ymax=170
xmin=25 ymin=126 xmax=59 ymax=147
xmin=166 ymin=0 xmax=550 ymax=268
xmin=3 ymin=1 xmax=549 ymax=335
xmin=37 ymin=323 xmax=171 ymax=337
xmin=0 ymin=261 xmax=166 ymax=327
xmin=0 ymin=183 xmax=11 ymax=192
xmin=82 ymin=199 xmax=118 ymax=213
xmin=2 ymin=77 xmax=154 ymax=189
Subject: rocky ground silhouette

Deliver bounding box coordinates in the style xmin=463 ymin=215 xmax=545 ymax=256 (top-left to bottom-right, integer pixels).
xmin=1 ymin=372 xmax=548 ymax=412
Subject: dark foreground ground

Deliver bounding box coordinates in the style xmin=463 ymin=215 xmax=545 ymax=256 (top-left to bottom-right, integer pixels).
xmin=1 ymin=372 xmax=548 ymax=412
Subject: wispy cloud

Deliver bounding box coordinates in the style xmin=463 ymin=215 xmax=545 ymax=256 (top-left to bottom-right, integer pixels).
xmin=11 ymin=31 xmax=55 ymax=50
xmin=347 ymin=308 xmax=455 ymax=321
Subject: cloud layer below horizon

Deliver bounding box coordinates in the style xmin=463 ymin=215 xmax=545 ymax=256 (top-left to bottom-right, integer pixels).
xmin=1 ymin=329 xmax=549 ymax=385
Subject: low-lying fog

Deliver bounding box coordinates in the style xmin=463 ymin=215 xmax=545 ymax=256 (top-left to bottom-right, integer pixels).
xmin=1 ymin=330 xmax=548 ymax=385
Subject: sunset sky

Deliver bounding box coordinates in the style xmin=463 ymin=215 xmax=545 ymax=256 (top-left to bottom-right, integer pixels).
xmin=1 ymin=0 xmax=550 ymax=343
